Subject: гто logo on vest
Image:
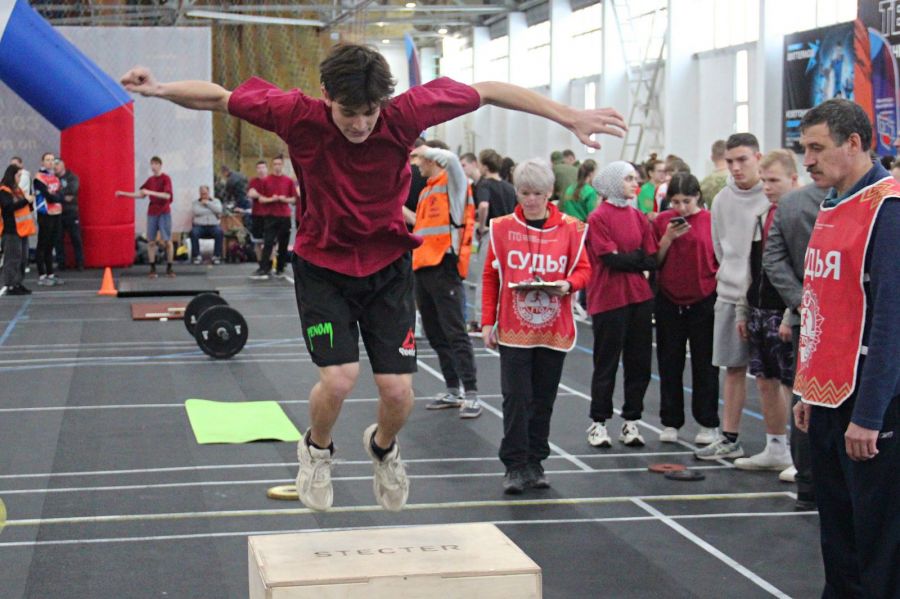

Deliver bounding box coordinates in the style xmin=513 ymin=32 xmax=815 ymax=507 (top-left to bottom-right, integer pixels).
xmin=513 ymin=289 xmax=560 ymax=327
xmin=799 ymin=286 xmax=824 ymax=364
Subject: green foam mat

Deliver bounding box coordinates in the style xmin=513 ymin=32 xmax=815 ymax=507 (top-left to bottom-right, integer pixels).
xmin=184 ymin=399 xmax=301 ymax=444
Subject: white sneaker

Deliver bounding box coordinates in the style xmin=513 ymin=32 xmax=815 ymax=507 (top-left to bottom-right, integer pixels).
xmin=779 ymin=465 xmax=797 ymax=483
xmin=363 ymin=423 xmax=409 ymax=512
xmin=734 ymin=445 xmax=793 ymax=471
xmin=192 ymin=256 xmax=203 ymax=264
xmin=695 ymin=438 xmax=744 ymax=460
xmin=659 ymin=427 xmax=679 ymax=444
xmin=694 ymin=426 xmax=719 ymax=446
xmin=620 ymin=421 xmax=645 ymax=447
xmin=0 ymin=286 xmax=6 ymax=297
xmin=587 ymin=422 xmax=611 ymax=448
xmin=295 ymin=431 xmax=334 ymax=511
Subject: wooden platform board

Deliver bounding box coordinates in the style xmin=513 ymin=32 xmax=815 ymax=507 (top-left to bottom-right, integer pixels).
xmin=248 ymin=523 xmax=542 ymax=598
xmin=130 ymin=302 xmax=188 ymax=321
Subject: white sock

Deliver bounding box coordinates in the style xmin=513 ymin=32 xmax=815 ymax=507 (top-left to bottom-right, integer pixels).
xmin=766 ymin=434 xmax=789 ymax=453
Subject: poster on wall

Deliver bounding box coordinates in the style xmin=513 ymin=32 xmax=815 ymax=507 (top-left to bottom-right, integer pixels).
xmin=859 ymin=0 xmax=900 ymax=56
xmin=783 ymin=19 xmax=898 ymax=157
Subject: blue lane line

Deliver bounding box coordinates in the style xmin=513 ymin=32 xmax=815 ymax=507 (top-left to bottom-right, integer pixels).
xmin=573 ymin=344 xmax=764 ymax=421
xmin=0 ymin=297 xmax=31 ymax=346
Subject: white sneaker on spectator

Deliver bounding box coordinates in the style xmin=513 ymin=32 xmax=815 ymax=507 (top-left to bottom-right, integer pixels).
xmin=37 ymin=275 xmax=50 ymax=286
xmin=694 ymin=427 xmax=719 ymax=446
xmin=695 ymin=438 xmax=744 ymax=460
xmin=779 ymin=465 xmax=797 ymax=483
xmin=734 ymin=445 xmax=793 ymax=471
xmin=48 ymin=274 xmax=63 ymax=286
xmin=659 ymin=427 xmax=679 ymax=444
xmin=0 ymin=286 xmax=6 ymax=296
xmin=295 ymin=431 xmax=334 ymax=511
xmin=211 ymin=257 xmax=222 ymax=265
xmin=620 ymin=421 xmax=645 ymax=447
xmin=363 ymin=424 xmax=409 ymax=511
xmin=587 ymin=422 xmax=612 ymax=447
xmin=193 ymin=256 xmax=203 ymax=264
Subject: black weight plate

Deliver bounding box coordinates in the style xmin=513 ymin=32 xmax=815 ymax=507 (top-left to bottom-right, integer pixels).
xmin=183 ymin=292 xmax=227 ymax=336
xmin=664 ymin=470 xmax=706 ymax=482
xmin=194 ymin=305 xmax=248 ymax=359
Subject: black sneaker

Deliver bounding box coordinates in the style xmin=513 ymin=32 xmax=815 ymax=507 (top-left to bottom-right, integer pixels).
xmin=525 ymin=463 xmax=550 ymax=489
xmin=7 ymin=285 xmax=31 ymax=295
xmin=795 ymin=492 xmax=817 ymax=512
xmin=248 ymin=268 xmax=270 ymax=280
xmin=502 ymin=469 xmax=526 ymax=495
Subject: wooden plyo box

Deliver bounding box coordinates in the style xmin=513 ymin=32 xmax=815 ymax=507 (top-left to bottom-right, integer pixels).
xmin=248 ymin=523 xmax=542 ymax=598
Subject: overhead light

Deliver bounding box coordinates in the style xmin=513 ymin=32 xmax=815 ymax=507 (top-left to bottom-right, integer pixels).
xmin=405 ymin=2 xmax=417 ymax=8
xmin=377 ymin=21 xmax=385 ymax=27
xmin=453 ymin=32 xmax=461 ymax=38
xmin=185 ymin=9 xmax=324 ymax=26
xmin=382 ymin=39 xmax=391 ymax=44
xmin=437 ymin=27 xmax=448 ymax=34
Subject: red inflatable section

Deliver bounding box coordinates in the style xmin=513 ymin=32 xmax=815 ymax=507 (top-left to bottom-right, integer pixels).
xmin=60 ymin=103 xmax=135 ymax=268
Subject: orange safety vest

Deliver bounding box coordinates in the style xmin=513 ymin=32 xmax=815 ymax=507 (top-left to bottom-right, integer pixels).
xmin=412 ymin=169 xmax=476 ymax=278
xmin=795 ymin=176 xmax=900 ymax=407
xmin=0 ymin=185 xmax=36 ymax=237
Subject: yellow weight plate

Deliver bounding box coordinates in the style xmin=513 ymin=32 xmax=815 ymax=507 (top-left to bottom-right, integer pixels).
xmin=266 ymin=485 xmax=299 ymax=501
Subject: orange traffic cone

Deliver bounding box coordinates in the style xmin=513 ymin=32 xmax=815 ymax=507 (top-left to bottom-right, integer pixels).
xmin=97 ymin=267 xmax=117 ymax=296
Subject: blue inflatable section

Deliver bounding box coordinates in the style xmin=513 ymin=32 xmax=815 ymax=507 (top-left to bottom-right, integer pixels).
xmin=0 ymin=0 xmax=131 ymax=130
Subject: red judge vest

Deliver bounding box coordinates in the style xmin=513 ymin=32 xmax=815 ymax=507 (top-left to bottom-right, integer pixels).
xmin=794 ymin=176 xmax=900 ymax=407
xmin=489 ymin=207 xmax=587 ymax=351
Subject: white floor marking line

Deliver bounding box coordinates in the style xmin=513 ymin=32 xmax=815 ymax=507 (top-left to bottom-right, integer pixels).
xmin=1 ymin=491 xmax=793 ymax=528
xmin=0 ymin=465 xmax=733 ymax=496
xmin=556 ymin=381 xmax=736 ymax=470
xmin=631 ymin=498 xmax=791 ymax=598
xmin=0 ymin=509 xmax=820 ymax=548
xmin=415 ymin=358 xmax=594 ymax=472
xmin=0 ymin=509 xmax=818 ymax=548
xmin=0 ymin=449 xmax=688 ymax=480
xmin=0 ymin=392 xmax=556 ymax=415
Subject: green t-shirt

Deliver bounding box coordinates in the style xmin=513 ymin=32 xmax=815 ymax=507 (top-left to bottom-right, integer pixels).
xmin=560 ymin=183 xmax=598 ymax=222
xmin=636 ymin=182 xmax=656 ymax=214
xmin=700 ymin=169 xmax=728 ymax=209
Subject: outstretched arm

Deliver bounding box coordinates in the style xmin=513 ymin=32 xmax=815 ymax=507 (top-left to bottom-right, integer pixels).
xmin=121 ymin=66 xmax=231 ymax=113
xmin=471 ymin=81 xmax=626 ymax=149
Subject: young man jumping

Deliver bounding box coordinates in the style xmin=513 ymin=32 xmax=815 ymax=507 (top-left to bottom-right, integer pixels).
xmin=121 ymin=43 xmax=625 ymax=512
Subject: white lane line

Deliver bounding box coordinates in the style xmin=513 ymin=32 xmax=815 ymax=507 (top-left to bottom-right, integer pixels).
xmin=0 ymin=449 xmax=690 ymax=480
xmin=631 ymin=498 xmax=791 ymax=598
xmin=21 ymin=313 xmax=301 ymax=324
xmin=1 ymin=491 xmax=793 ymax=528
xmin=0 ymin=509 xmax=819 ymax=548
xmin=556 ymin=381 xmax=735 ymax=470
xmin=0 ymin=465 xmax=732 ymax=496
xmin=0 ymin=391 xmax=552 ymax=414
xmin=415 ymin=358 xmax=594 ymax=472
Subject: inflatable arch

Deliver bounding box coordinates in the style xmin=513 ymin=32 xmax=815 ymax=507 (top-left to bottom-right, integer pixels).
xmin=0 ymin=0 xmax=135 ymax=267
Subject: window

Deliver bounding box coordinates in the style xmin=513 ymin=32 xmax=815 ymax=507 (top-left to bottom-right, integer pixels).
xmin=569 ymin=3 xmax=603 ymax=79
xmin=487 ymin=35 xmax=509 ymax=82
xmin=439 ymin=36 xmax=473 ymax=84
xmin=522 ymin=21 xmax=550 ymax=88
xmin=735 ymin=49 xmax=750 ymax=132
xmin=693 ymin=0 xmax=760 ymax=52
xmin=779 ymin=0 xmax=858 ymax=35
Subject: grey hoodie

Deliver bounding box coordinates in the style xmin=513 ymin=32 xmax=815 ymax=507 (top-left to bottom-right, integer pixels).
xmin=710 ymin=176 xmax=769 ymax=313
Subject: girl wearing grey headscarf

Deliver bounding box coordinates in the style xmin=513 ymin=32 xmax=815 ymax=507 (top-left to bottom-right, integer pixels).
xmin=584 ymin=161 xmax=658 ymax=449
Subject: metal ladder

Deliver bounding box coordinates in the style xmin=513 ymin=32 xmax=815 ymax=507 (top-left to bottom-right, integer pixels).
xmin=610 ymin=0 xmax=668 ymax=163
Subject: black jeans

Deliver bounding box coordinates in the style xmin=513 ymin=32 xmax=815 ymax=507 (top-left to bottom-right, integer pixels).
xmin=36 ymin=212 xmax=60 ymax=276
xmin=55 ymin=212 xmax=83 ymax=268
xmin=791 ymin=324 xmax=814 ymax=498
xmin=590 ymin=300 xmax=653 ymax=422
xmin=414 ymin=255 xmax=477 ymax=390
xmin=809 ymin=396 xmax=900 ymax=599
xmin=655 ymin=292 xmax=720 ymax=429
xmin=499 ymin=345 xmax=567 ymax=471
xmin=259 ymin=216 xmax=291 ymax=273
xmin=2 ymin=234 xmax=24 ymax=288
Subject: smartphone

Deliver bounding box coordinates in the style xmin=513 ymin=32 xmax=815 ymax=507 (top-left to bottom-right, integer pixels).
xmin=670 ymin=216 xmax=687 ymax=226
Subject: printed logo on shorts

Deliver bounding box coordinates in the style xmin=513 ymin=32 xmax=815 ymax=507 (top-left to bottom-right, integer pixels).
xmin=798 ymin=287 xmax=823 ymax=366
xmin=307 ymin=321 xmax=334 ymax=352
xmin=513 ymin=289 xmax=560 ymax=327
xmin=399 ymin=329 xmax=416 ymax=357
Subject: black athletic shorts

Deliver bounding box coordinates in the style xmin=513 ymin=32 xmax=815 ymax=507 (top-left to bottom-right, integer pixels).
xmin=292 ymin=253 xmax=417 ymax=374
